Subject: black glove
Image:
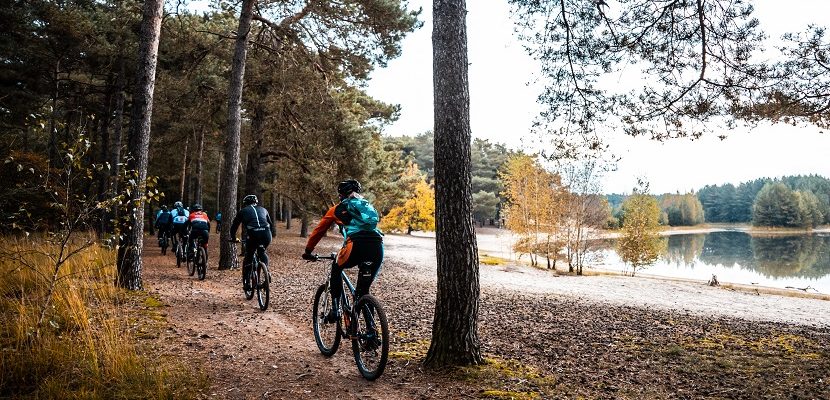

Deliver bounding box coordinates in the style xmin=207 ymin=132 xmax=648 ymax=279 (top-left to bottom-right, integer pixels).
xmin=302 ymin=251 xmax=316 ymax=261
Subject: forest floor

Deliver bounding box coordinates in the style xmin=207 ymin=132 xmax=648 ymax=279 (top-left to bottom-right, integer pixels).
xmin=137 ymin=224 xmax=830 ymax=399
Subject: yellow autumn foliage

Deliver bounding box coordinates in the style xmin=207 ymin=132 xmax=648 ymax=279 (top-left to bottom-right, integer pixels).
xmin=379 ymin=179 xmax=436 ymax=234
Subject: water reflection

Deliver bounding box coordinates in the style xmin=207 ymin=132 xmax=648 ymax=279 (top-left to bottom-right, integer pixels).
xmin=598 ymin=231 xmax=830 ymax=292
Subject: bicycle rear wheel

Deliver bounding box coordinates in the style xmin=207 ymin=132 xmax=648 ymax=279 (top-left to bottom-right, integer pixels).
xmin=196 ymin=247 xmax=207 ymax=280
xmin=175 ymin=243 xmax=183 ymax=268
xmin=186 ymin=245 xmax=196 ymax=277
xmin=242 ymin=262 xmax=254 ymax=300
xmin=312 ymin=284 xmax=340 ymax=357
xmin=256 ymin=261 xmax=269 ymax=311
xmin=351 ymin=294 xmax=389 ymax=381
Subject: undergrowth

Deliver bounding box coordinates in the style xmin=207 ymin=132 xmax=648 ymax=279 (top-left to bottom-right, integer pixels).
xmin=0 ymin=236 xmax=205 ymax=399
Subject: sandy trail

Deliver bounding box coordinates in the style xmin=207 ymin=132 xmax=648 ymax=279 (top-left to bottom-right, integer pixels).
xmin=142 ymin=243 xmax=414 ymax=400
xmin=382 ymin=228 xmax=830 ymax=327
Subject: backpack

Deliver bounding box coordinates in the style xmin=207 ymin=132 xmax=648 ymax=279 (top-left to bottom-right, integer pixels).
xmin=341 ymin=197 xmax=380 ymax=237
xmin=172 ymin=207 xmax=188 ymax=224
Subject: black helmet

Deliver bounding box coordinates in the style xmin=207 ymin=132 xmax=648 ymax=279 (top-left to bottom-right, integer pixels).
xmin=337 ymin=179 xmax=362 ymax=197
xmin=174 ymin=201 xmax=183 ymax=208
xmin=242 ymin=194 xmax=258 ymax=205
xmin=191 ymin=203 xmax=203 ymax=211
xmin=161 ymin=205 xmax=168 ymax=211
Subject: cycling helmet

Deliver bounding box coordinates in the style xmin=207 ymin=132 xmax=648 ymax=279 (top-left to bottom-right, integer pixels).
xmin=242 ymin=194 xmax=258 ymax=205
xmin=161 ymin=205 xmax=168 ymax=211
xmin=337 ymin=179 xmax=362 ymax=197
xmin=174 ymin=201 xmax=183 ymax=208
xmin=191 ymin=203 xmax=203 ymax=211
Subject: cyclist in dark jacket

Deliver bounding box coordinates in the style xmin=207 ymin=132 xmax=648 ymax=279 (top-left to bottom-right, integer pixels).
xmin=302 ymin=179 xmax=383 ymax=322
xmin=230 ymin=195 xmax=276 ymax=290
xmin=155 ymin=205 xmax=173 ymax=245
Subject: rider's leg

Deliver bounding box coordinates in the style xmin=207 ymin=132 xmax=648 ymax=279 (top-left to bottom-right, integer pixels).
xmin=242 ymin=236 xmax=256 ymax=289
xmin=353 ymin=240 xmax=383 ymax=301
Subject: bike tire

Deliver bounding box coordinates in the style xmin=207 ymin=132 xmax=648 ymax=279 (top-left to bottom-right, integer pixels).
xmin=351 ymin=294 xmax=389 ymax=381
xmin=243 ymin=263 xmax=254 ymax=300
xmin=161 ymin=244 xmax=167 ymax=255
xmin=186 ymin=245 xmax=196 ymax=276
xmin=256 ymin=261 xmax=269 ymax=311
xmin=312 ymin=284 xmax=341 ymax=357
xmin=197 ymin=247 xmax=206 ymax=280
xmin=175 ymin=244 xmax=182 ymax=268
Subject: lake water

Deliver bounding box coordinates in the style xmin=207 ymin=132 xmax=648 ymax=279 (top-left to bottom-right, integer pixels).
xmin=590 ymin=231 xmax=830 ymax=294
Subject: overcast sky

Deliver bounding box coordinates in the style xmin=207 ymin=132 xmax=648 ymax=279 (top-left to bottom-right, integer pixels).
xmin=363 ymin=0 xmax=830 ymax=194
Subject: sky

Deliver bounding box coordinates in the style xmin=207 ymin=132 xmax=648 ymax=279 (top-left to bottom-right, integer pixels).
xmin=362 ymin=0 xmax=830 ymax=194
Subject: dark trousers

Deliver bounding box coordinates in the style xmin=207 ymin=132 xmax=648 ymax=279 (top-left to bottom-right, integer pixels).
xmin=330 ymin=239 xmax=383 ymax=304
xmin=243 ymin=229 xmax=272 ymax=277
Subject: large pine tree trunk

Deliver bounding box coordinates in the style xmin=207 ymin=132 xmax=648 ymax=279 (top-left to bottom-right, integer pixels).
xmin=193 ymin=129 xmax=205 ymax=203
xmin=115 ymin=0 xmax=164 ymax=290
xmin=424 ymin=0 xmax=482 ymax=367
xmin=218 ymin=0 xmax=256 ymax=270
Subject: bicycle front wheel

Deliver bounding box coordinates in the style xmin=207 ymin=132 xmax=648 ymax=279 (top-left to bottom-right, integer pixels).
xmin=256 ymin=261 xmax=269 ymax=311
xmin=312 ymin=284 xmax=340 ymax=357
xmin=351 ymin=294 xmax=389 ymax=381
xmin=197 ymin=247 xmax=207 ymax=280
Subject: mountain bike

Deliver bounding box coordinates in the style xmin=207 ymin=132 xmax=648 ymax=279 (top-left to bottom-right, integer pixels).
xmin=186 ymin=235 xmax=207 ymax=280
xmin=309 ymin=253 xmax=389 ymax=381
xmin=232 ymin=239 xmax=269 ymax=310
xmin=158 ymin=230 xmax=169 ymax=255
xmin=172 ymin=233 xmax=186 ymax=268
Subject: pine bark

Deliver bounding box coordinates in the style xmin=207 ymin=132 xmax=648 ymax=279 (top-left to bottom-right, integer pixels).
xmin=424 ymin=0 xmax=483 ymax=367
xmin=218 ymin=0 xmax=256 ymax=269
xmin=115 ymin=0 xmax=164 ymax=290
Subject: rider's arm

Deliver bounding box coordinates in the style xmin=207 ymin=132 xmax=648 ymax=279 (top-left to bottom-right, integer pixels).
xmin=304 ymin=205 xmax=341 ymax=253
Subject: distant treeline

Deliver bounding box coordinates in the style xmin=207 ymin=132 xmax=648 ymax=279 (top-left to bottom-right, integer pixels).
xmin=607 ymin=175 xmax=830 ymax=228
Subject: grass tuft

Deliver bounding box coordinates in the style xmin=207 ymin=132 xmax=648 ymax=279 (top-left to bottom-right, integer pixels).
xmin=0 ymin=236 xmax=205 ymax=399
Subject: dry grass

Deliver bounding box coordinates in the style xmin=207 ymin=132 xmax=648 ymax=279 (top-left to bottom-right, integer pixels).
xmin=0 ymin=236 xmax=204 ymax=399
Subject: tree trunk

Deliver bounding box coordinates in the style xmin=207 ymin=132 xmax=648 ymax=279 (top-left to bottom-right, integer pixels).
xmin=216 ymin=151 xmax=223 ymax=213
xmin=115 ymin=0 xmax=164 ymax=290
xmin=193 ymin=129 xmax=205 ymax=204
xmin=424 ymin=0 xmax=482 ymax=368
xmin=218 ymin=0 xmax=256 ymax=270
xmin=179 ymin=134 xmax=189 ymax=203
xmin=269 ymin=174 xmax=277 ymax=234
xmin=243 ymin=142 xmax=261 ymax=199
xmin=286 ymin=201 xmax=293 ymax=230
xmin=300 ymin=214 xmax=309 ymax=238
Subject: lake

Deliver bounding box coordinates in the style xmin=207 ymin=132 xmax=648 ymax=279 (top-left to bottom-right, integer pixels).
xmin=590 ymin=231 xmax=830 ymax=294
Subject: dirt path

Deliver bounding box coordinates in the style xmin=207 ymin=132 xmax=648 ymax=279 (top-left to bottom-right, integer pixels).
xmin=141 ymin=238 xmax=438 ymax=400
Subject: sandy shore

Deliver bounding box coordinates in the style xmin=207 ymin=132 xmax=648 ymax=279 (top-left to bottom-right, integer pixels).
xmin=383 ymin=229 xmax=830 ymax=327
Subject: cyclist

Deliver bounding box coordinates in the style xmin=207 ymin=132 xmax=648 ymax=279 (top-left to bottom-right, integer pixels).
xmin=230 ymin=195 xmax=276 ymax=290
xmin=302 ymin=179 xmax=383 ymax=323
xmin=170 ymin=201 xmax=190 ymax=249
xmin=215 ymin=211 xmax=222 ymax=233
xmin=155 ymin=205 xmax=173 ymax=247
xmin=186 ymin=203 xmax=211 ymax=261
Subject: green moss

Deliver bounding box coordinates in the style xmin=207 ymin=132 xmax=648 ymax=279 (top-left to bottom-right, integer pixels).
xmin=480 ymin=389 xmax=540 ymax=399
xmin=143 ymin=295 xmax=164 ymax=308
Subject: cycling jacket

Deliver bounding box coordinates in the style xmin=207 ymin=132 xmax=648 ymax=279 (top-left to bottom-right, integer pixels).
xmin=170 ymin=207 xmax=189 ymax=225
xmin=305 ymin=193 xmax=382 ymax=253
xmin=155 ymin=210 xmax=172 ymax=227
xmin=187 ymin=211 xmax=210 ymax=231
xmin=230 ymin=205 xmax=275 ymax=237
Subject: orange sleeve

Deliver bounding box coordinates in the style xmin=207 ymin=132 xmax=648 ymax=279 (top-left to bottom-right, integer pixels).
xmin=304 ymin=205 xmax=341 ymax=253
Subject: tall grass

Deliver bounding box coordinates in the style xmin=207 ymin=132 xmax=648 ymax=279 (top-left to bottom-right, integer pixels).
xmin=0 ymin=236 xmax=204 ymax=399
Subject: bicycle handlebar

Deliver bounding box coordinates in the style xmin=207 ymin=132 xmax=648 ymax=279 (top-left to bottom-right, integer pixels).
xmin=307 ymin=253 xmax=336 ymax=262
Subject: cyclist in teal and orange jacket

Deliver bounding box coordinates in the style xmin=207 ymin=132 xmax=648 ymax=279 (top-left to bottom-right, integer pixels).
xmin=302 ymin=179 xmax=384 ymax=322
